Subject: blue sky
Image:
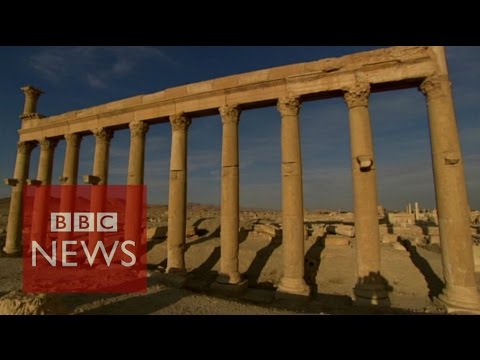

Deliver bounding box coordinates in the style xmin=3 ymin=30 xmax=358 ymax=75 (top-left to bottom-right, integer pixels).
xmin=0 ymin=46 xmax=479 ymax=211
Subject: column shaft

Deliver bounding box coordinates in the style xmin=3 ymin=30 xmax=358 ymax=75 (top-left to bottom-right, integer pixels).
xmin=31 ymin=138 xmax=58 ymax=246
xmin=344 ymin=83 xmax=389 ymax=305
xmin=124 ymin=122 xmax=148 ymax=251
xmin=4 ymin=141 xmax=35 ymax=254
xmin=420 ymin=73 xmax=480 ymax=310
xmin=276 ymin=96 xmax=309 ymax=296
xmin=167 ymin=113 xmax=191 ymax=272
xmin=218 ymin=105 xmax=241 ymax=284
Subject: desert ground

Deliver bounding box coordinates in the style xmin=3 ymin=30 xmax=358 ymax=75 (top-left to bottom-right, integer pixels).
xmin=0 ymin=197 xmax=479 ymax=315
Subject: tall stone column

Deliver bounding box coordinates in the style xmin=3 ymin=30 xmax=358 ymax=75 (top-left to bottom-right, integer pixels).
xmin=217 ymin=105 xmax=242 ymax=284
xmin=167 ymin=112 xmax=191 ymax=273
xmin=91 ymin=128 xmax=113 ymax=185
xmin=276 ymin=96 xmax=310 ymax=298
xmin=414 ymin=202 xmax=420 ymax=221
xmin=61 ymin=133 xmax=82 ymax=185
xmin=30 ymin=138 xmax=58 ymax=246
xmin=3 ymin=141 xmax=36 ymax=255
xmin=127 ymin=122 xmax=149 ymax=185
xmin=125 ymin=121 xmax=149 ymax=258
xmin=57 ymin=133 xmax=82 ymax=251
xmin=344 ymin=82 xmax=389 ymax=306
xmin=420 ymin=71 xmax=480 ymax=311
xmin=86 ymin=128 xmax=113 ymax=253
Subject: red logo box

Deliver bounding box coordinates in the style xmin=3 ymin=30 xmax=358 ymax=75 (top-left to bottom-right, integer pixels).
xmin=22 ymin=185 xmax=147 ymax=293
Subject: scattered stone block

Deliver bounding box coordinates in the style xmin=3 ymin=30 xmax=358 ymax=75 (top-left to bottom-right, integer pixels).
xmin=381 ymin=233 xmax=398 ymax=244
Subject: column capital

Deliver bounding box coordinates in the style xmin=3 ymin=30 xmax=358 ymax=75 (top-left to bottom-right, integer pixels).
xmin=419 ymin=76 xmax=450 ymax=100
xmin=38 ymin=137 xmax=59 ymax=151
xmin=129 ymin=121 xmax=149 ymax=137
xmin=65 ymin=133 xmax=82 ymax=148
xmin=277 ymin=96 xmax=301 ymax=116
xmin=21 ymin=85 xmax=44 ymax=98
xmin=219 ymin=104 xmax=241 ymax=125
xmin=17 ymin=141 xmax=36 ymax=155
xmin=344 ymin=82 xmax=370 ymax=109
xmin=170 ymin=112 xmax=191 ymax=131
xmin=92 ymin=127 xmax=114 ymax=144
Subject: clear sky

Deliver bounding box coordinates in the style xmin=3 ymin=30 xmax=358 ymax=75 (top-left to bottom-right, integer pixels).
xmin=0 ymin=46 xmax=479 ymax=211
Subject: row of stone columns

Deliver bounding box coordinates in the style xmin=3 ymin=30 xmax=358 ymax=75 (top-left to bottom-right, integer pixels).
xmin=4 ymin=59 xmax=480 ymax=311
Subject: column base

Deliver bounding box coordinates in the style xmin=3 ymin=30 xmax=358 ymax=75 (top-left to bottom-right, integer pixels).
xmin=211 ymin=279 xmax=248 ymax=297
xmin=276 ymin=276 xmax=311 ymax=299
xmin=353 ymin=283 xmax=391 ymax=307
xmin=435 ymin=285 xmax=480 ymax=314
xmin=216 ymin=272 xmax=242 ymax=285
xmin=161 ymin=268 xmax=188 ymax=288
xmin=2 ymin=244 xmax=22 ymax=257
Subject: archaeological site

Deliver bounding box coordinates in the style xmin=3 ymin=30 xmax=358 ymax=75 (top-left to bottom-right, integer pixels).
xmin=0 ymin=46 xmax=479 ymax=315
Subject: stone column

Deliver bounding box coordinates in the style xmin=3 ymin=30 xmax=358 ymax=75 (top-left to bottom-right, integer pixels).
xmin=20 ymin=86 xmax=43 ymax=115
xmin=124 ymin=121 xmax=149 ymax=257
xmin=408 ymin=203 xmax=412 ymax=214
xmin=127 ymin=122 xmax=149 ymax=185
xmin=167 ymin=112 xmax=191 ymax=273
xmin=344 ymin=82 xmax=389 ymax=306
xmin=276 ymin=96 xmax=309 ymax=298
xmin=414 ymin=202 xmax=420 ymax=221
xmin=91 ymin=128 xmax=113 ymax=185
xmin=3 ymin=141 xmax=36 ymax=255
xmin=420 ymin=67 xmax=480 ymax=310
xmin=217 ymin=105 xmax=242 ymax=284
xmin=30 ymin=138 xmax=58 ymax=246
xmin=61 ymin=133 xmax=82 ymax=185
xmin=86 ymin=128 xmax=113 ymax=254
xmin=57 ymin=133 xmax=82 ymax=251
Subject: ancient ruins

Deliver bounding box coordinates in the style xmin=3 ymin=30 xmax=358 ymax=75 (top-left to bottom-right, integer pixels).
xmin=3 ymin=46 xmax=480 ymax=313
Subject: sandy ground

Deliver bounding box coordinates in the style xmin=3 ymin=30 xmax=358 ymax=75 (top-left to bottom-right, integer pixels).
xmin=0 ymin=199 xmax=478 ymax=315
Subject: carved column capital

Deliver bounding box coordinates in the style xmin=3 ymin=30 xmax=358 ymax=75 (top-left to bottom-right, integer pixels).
xmin=419 ymin=76 xmax=449 ymax=100
xmin=38 ymin=137 xmax=58 ymax=151
xmin=21 ymin=86 xmax=44 ymax=98
xmin=277 ymin=96 xmax=301 ymax=116
xmin=219 ymin=105 xmax=241 ymax=125
xmin=344 ymin=83 xmax=370 ymax=109
xmin=92 ymin=128 xmax=114 ymax=144
xmin=65 ymin=133 xmax=82 ymax=148
xmin=129 ymin=121 xmax=149 ymax=137
xmin=17 ymin=141 xmax=36 ymax=155
xmin=170 ymin=112 xmax=191 ymax=132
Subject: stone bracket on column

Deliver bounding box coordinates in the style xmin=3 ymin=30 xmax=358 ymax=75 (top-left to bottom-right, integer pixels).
xmin=4 ymin=178 xmax=19 ymax=186
xmin=356 ymin=156 xmax=374 ymax=171
xmin=26 ymin=179 xmax=42 ymax=186
xmin=59 ymin=176 xmax=68 ymax=184
xmin=83 ymin=175 xmax=101 ymax=185
xmin=444 ymin=151 xmax=461 ymax=166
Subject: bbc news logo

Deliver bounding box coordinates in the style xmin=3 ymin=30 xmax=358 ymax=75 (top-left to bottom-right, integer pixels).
xmin=50 ymin=213 xmax=118 ymax=232
xmin=23 ymin=185 xmax=147 ymax=293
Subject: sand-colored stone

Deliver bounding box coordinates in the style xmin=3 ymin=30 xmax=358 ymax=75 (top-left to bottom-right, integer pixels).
xmin=326 ymin=224 xmax=355 ymax=237
xmin=30 ymin=138 xmax=58 ymax=246
xmin=217 ymin=105 xmax=242 ymax=285
xmin=388 ymin=213 xmax=415 ymax=225
xmin=3 ymin=141 xmax=35 ymax=254
xmin=381 ymin=234 xmax=398 ymax=244
xmin=167 ymin=113 xmax=190 ymax=273
xmin=276 ymin=96 xmax=309 ymax=297
xmin=419 ymin=46 xmax=480 ymax=311
xmin=344 ymin=82 xmax=389 ymax=306
xmin=324 ymin=235 xmax=350 ymax=247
